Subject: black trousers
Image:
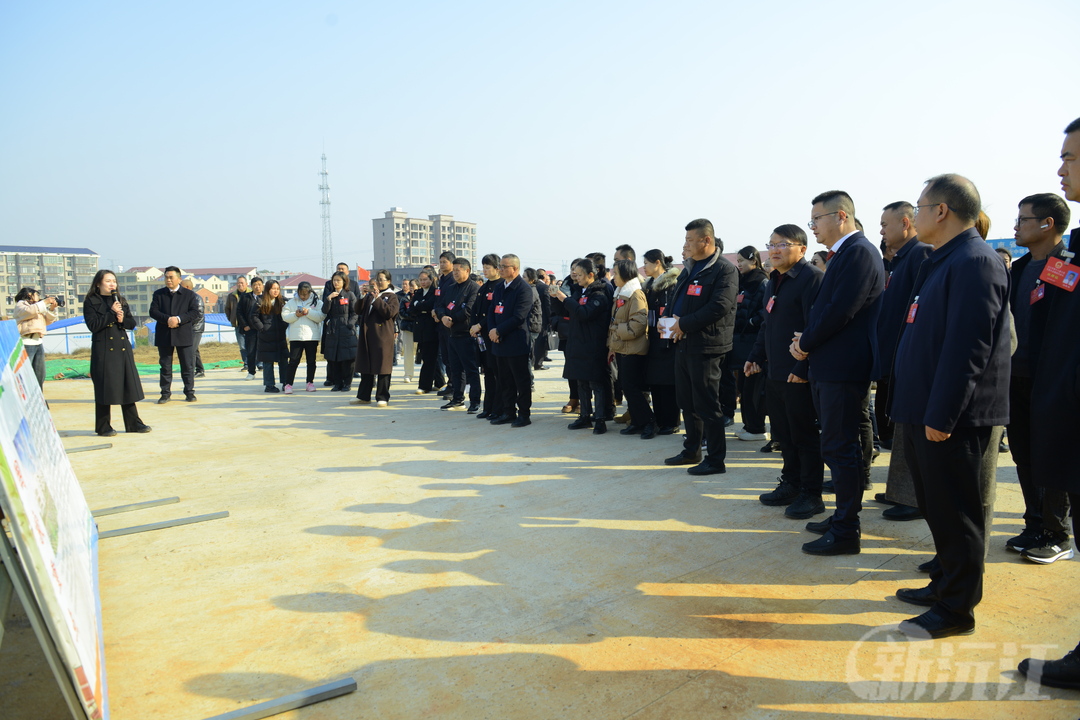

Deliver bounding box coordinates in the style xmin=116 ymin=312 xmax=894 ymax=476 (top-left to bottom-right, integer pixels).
xmin=418 ymin=339 xmax=445 ymax=391
xmin=496 ymin=354 xmax=531 ymax=419
xmin=904 ymin=423 xmax=992 ymax=625
xmin=533 ymin=332 xmax=549 ymax=367
xmin=192 ymin=331 xmax=204 ymax=373
xmin=674 ymin=348 xmax=727 ymax=467
xmin=617 ymin=353 xmax=653 ymax=426
xmin=576 ymin=378 xmax=607 ymax=421
xmin=95 ymin=403 xmax=142 ymax=434
xmin=650 ymin=383 xmax=680 ymax=429
xmin=358 ymin=373 xmax=391 ymax=402
xmin=766 ymin=378 xmax=823 ymax=494
xmin=480 ymin=349 xmax=501 ymax=414
xmin=811 ymin=380 xmax=869 ymax=539
xmin=244 ymin=330 xmax=259 ymax=374
xmin=438 ymin=329 xmax=453 ymax=394
xmin=328 ymin=359 xmax=353 ymax=389
xmin=719 ymin=355 xmax=737 ymax=419
xmin=448 ymin=336 xmax=482 ymax=404
xmin=1009 ymin=375 xmax=1071 ymax=537
xmin=737 ymin=367 xmax=767 ymax=433
xmin=859 ymin=387 xmax=874 ymax=482
xmin=158 ymin=344 xmax=195 ymax=397
xmin=285 ymin=341 xmax=318 ymax=385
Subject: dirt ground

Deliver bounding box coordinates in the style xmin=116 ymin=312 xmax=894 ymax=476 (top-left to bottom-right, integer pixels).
xmin=53 ymin=341 xmax=242 ymax=366
xmin=2 ymin=359 xmax=1080 ymax=720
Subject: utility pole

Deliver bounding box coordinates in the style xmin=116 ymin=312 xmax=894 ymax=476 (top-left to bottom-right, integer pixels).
xmin=319 ymin=154 xmax=333 ymax=278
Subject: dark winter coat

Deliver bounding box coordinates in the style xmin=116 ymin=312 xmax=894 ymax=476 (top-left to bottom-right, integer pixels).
xmin=320 ymin=290 xmax=358 ymax=360
xmin=397 ymin=289 xmax=416 ymax=333
xmin=251 ymin=304 xmax=289 ymax=361
xmin=747 ymin=258 xmax=823 ymax=380
xmin=487 ymin=275 xmax=532 ymax=358
xmin=662 ymin=249 xmax=738 ymax=355
xmin=237 ymin=291 xmax=259 ymax=332
xmin=149 ymin=285 xmax=200 ymax=347
xmin=410 ymin=287 xmax=441 ymax=344
xmin=83 ymin=293 xmax=144 ymax=406
xmin=645 ymin=267 xmax=680 ymax=386
xmin=562 ymin=280 xmax=612 ymax=382
xmin=355 ymin=289 xmax=400 ymax=375
xmin=732 ymin=266 xmax=769 ymax=363
xmin=434 ymin=279 xmax=479 ymax=338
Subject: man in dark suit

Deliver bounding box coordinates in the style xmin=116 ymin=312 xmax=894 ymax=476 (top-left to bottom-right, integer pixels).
xmin=149 ymin=265 xmax=201 ymax=403
xmin=791 ymin=191 xmax=885 ymax=556
xmin=663 ymin=218 xmax=738 ymax=476
xmin=434 ymin=251 xmax=457 ymax=399
xmin=470 ymin=254 xmax=503 ymax=419
xmin=487 ymin=254 xmax=533 ymax=427
xmin=874 ymin=201 xmax=933 ymax=522
xmin=1018 ymin=116 xmax=1080 ymax=688
xmin=745 ymin=224 xmax=825 ymax=518
xmin=891 ymin=174 xmax=1010 ymax=639
xmin=437 ymin=258 xmax=482 ymax=413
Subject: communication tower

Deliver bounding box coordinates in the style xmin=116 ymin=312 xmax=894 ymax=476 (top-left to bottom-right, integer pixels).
xmin=319 ymin=154 xmax=333 ymax=278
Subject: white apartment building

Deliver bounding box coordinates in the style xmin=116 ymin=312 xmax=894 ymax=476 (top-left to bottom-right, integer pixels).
xmin=372 ymin=207 xmax=477 ymax=280
xmin=1 ymin=245 xmax=99 ymax=320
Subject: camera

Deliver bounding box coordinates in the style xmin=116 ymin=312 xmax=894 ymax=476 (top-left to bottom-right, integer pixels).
xmin=53 ymin=295 xmax=65 ymax=307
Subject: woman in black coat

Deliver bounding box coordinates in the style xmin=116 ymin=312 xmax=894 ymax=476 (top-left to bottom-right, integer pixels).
xmin=410 ymin=268 xmax=445 ymax=393
xmin=731 ymin=246 xmax=770 ymax=438
xmin=250 ymin=279 xmax=289 ymax=393
xmin=321 ymin=271 xmax=358 ymax=391
xmin=83 ymin=270 xmax=150 ymax=436
xmin=643 ymin=249 xmax=681 ymax=434
xmin=553 ymin=258 xmax=612 ymax=434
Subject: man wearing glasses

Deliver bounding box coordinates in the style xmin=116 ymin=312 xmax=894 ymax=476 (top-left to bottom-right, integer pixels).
xmin=744 ymin=224 xmax=825 ymax=519
xmin=790 ymin=191 xmax=885 ymax=555
xmin=890 ymin=174 xmax=1010 ymax=639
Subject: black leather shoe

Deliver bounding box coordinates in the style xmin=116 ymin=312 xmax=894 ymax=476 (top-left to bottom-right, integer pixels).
xmin=128 ymin=424 xmax=152 ymax=434
xmin=476 ymin=411 xmax=491 ymax=420
xmin=568 ymin=417 xmax=593 ymax=430
xmin=873 ymin=492 xmax=898 ymax=505
xmin=157 ymin=395 xmax=170 ymax=404
xmin=802 ymin=530 xmax=860 ymax=556
xmin=97 ymin=429 xmax=117 ymax=437
xmin=640 ymin=423 xmax=657 ymax=440
xmin=882 ymin=504 xmax=924 ymax=521
xmin=760 ymin=478 xmax=800 ymax=506
xmin=491 ymin=414 xmax=516 ymax=425
xmin=898 ymin=609 xmax=974 ymax=639
xmin=917 ymin=556 xmax=940 ymax=574
xmin=687 ymin=461 xmax=725 ymax=476
xmin=664 ymin=452 xmax=702 ymax=466
xmin=785 ymin=493 xmax=825 ymax=519
xmin=620 ymin=424 xmax=644 ymax=435
xmin=185 ymin=394 xmax=197 ymax=402
xmin=1018 ymin=643 xmax=1080 ymax=689
xmin=593 ymin=420 xmax=607 ymax=435
xmin=657 ymin=425 xmax=679 ymax=435
xmin=896 ymin=585 xmax=939 ymax=607
xmin=805 ymin=517 xmax=833 ymax=535
xmin=510 ymin=417 xmax=531 ymax=428
xmin=323 ymin=380 xmax=334 ymax=386
xmin=467 ymin=403 xmax=480 ymax=414
xmin=760 ymin=439 xmax=781 ymax=453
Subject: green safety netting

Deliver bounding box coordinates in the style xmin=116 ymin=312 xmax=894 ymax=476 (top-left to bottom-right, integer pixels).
xmin=45 ymin=358 xmax=244 ymax=380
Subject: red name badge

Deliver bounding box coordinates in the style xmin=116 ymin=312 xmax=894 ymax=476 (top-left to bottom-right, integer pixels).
xmin=579 ymin=296 xmax=588 ymax=305
xmin=658 ymin=306 xmax=665 ymax=316
xmin=906 ymin=301 xmax=918 ymax=323
xmin=1030 ymin=284 xmax=1045 ymax=305
xmin=494 ymin=304 xmax=505 ymax=314
xmin=486 ymin=292 xmax=494 ymax=301
xmin=1040 ymin=258 xmax=1080 ymax=292
xmin=339 ymin=298 xmax=348 ymax=305
xmin=687 ymin=284 xmax=702 ymax=296
xmin=766 ymin=296 xmax=776 ymax=313
xmin=616 ymin=298 xmax=626 ymax=308
xmin=736 ymin=293 xmax=745 ymax=303
xmin=435 ymin=288 xmax=441 ymax=296
xmin=447 ymin=301 xmax=456 ymax=310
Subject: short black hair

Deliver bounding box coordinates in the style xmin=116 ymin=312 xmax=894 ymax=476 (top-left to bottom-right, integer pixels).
xmin=1065 ymin=117 xmax=1080 ymax=134
xmin=811 ymin=191 xmax=855 ymax=217
xmin=613 ymin=259 xmax=638 ymax=283
xmin=453 ymin=257 xmax=472 ymax=272
xmin=439 ymin=251 xmax=456 ymax=262
xmin=883 ymin=201 xmax=915 ymax=220
xmin=587 ymin=251 xmax=607 ymax=267
xmin=614 ymin=244 xmax=636 ymax=262
xmin=164 ymin=265 xmax=182 ymax=276
xmin=482 ymin=253 xmax=500 ymax=268
xmin=336 ymin=262 xmax=349 ymax=269
xmin=773 ymin=224 xmax=807 ymax=246
xmin=250 ymin=276 xmax=264 ymax=285
xmin=685 ymin=218 xmax=714 ymax=239
xmin=924 ymin=174 xmax=981 ymax=225
xmin=1020 ymin=193 xmax=1071 ymax=234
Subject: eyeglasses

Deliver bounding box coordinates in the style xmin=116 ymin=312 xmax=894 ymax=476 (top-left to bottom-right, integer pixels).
xmin=913 ymin=202 xmax=948 ymax=216
xmin=807 ymin=212 xmax=839 ymax=229
xmin=765 ymin=242 xmax=798 ymax=250
xmin=498 ymin=264 xmax=515 ymax=269
xmin=1015 ymin=215 xmax=1041 ymax=225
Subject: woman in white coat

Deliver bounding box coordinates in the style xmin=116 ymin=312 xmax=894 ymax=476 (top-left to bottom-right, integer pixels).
xmin=281 ymin=281 xmax=326 ymax=394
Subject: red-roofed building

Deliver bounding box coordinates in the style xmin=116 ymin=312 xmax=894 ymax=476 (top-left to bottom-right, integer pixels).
xmin=280 ymin=273 xmax=328 ymax=297
xmin=183 ymin=267 xmax=258 ymax=284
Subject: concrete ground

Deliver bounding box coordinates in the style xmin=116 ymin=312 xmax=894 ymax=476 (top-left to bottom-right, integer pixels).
xmin=3 ymin=357 xmax=1080 ymax=720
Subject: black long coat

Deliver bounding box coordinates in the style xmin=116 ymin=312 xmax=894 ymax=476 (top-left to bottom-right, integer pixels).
xmin=83 ymin=293 xmax=144 ymax=406
xmin=355 ymin=289 xmax=400 ymax=375
xmin=410 ymin=288 xmax=440 ymax=344
xmin=562 ymin=280 xmax=612 ymax=382
xmin=645 ymin=267 xmax=680 ymax=386
xmin=321 ymin=290 xmax=358 ymax=361
xmin=251 ymin=306 xmax=289 ymax=361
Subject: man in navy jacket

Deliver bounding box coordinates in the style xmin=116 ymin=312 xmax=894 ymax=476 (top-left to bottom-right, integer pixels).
xmin=891 ymin=174 xmax=1010 ymax=639
xmin=663 ymin=218 xmax=738 ymax=475
xmin=746 ymin=224 xmax=825 ymax=519
xmin=790 ymin=191 xmax=885 ymax=556
xmin=487 ymin=254 xmax=533 ymax=427
xmin=437 ymin=257 xmax=482 ymax=412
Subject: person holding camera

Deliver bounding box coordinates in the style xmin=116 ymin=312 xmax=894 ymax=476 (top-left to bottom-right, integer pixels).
xmin=14 ymin=287 xmax=59 ymax=388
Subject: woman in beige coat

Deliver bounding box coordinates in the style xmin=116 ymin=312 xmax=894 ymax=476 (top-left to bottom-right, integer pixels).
xmin=607 ymin=259 xmax=654 ymax=438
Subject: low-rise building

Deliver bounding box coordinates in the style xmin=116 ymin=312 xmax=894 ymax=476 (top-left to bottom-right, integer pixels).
xmin=0 ymin=245 xmax=99 ymax=320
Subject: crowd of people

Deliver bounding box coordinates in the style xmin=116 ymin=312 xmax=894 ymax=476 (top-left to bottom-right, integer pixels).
xmin=71 ymin=118 xmax=1080 ymax=687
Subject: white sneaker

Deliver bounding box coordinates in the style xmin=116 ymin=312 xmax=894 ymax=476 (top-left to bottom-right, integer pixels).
xmin=376 ymin=400 xmax=388 ymax=407
xmin=737 ymin=430 xmax=769 ymax=441
xmin=283 ymin=384 xmax=293 ymax=394
xmin=245 ymin=373 xmax=256 ymax=381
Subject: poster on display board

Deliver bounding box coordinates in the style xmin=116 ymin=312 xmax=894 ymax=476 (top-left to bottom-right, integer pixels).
xmin=0 ymin=320 xmax=107 ymax=720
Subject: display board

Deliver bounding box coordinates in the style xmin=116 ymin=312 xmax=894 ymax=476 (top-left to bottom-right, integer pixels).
xmin=0 ymin=319 xmax=107 ymax=720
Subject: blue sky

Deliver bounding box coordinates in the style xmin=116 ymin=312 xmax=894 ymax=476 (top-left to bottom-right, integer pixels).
xmin=1 ymin=1 xmax=1075 ymax=276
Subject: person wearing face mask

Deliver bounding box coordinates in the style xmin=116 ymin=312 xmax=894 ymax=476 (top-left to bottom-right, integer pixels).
xmin=282 ymin=281 xmax=325 ymax=393
xmin=353 ymin=269 xmax=400 ymax=406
